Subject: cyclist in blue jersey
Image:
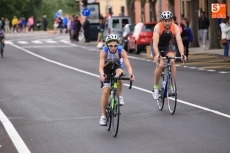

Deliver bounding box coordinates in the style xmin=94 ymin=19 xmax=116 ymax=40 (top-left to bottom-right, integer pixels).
xmin=99 ymin=34 xmax=135 ymax=126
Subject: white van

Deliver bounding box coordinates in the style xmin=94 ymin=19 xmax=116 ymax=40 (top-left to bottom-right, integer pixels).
xmin=103 ymin=16 xmax=131 ymax=42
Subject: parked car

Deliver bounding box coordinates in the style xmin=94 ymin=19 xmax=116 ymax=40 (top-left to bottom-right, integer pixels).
xmin=127 ymin=22 xmax=157 ymax=54
xmin=121 ymin=24 xmax=135 ymax=50
xmin=103 ymin=16 xmax=131 ymax=42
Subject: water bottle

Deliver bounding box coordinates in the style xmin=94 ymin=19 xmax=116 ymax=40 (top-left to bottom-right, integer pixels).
xmin=162 ymin=81 xmax=166 ymax=89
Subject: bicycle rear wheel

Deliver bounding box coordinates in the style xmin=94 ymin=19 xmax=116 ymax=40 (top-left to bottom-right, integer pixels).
xmin=111 ymin=91 xmax=120 ymax=137
xmin=167 ymin=76 xmax=177 ymax=115
xmin=106 ymin=102 xmax=112 ymax=131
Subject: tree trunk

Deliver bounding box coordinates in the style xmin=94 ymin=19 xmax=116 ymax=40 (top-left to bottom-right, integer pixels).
xmin=209 ymin=0 xmax=221 ymax=49
xmin=126 ymin=0 xmax=135 ymax=23
xmin=141 ymin=0 xmax=146 ymax=22
xmin=168 ymin=0 xmax=175 ymax=15
xmin=189 ymin=0 xmax=199 ymax=47
xmin=149 ymin=0 xmax=157 ymax=22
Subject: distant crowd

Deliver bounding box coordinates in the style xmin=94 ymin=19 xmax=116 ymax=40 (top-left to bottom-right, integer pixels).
xmin=0 ymin=15 xmax=48 ymax=33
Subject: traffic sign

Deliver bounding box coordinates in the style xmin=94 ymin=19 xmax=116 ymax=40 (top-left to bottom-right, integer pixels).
xmin=82 ymin=8 xmax=91 ymax=17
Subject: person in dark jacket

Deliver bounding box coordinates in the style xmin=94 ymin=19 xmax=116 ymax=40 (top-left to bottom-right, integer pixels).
xmin=74 ymin=16 xmax=81 ymax=41
xmin=198 ymin=11 xmax=210 ymax=48
xmin=83 ymin=17 xmax=90 ymax=43
xmin=42 ymin=15 xmax=48 ymax=31
xmin=181 ymin=18 xmax=193 ymax=60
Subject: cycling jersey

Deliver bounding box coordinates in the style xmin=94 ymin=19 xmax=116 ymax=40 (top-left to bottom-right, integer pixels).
xmin=103 ymin=45 xmax=123 ymax=68
xmin=156 ymin=22 xmax=177 ymax=56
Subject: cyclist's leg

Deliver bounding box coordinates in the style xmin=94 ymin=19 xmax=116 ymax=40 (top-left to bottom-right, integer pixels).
xmin=101 ymin=68 xmax=112 ymax=117
xmin=114 ymin=68 xmax=123 ymax=94
xmin=153 ymin=48 xmax=165 ymax=88
xmin=165 ymin=47 xmax=176 ymax=79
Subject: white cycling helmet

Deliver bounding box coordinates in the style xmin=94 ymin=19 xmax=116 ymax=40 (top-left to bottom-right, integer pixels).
xmin=105 ymin=34 xmax=120 ymax=43
xmin=161 ymin=11 xmax=173 ymax=20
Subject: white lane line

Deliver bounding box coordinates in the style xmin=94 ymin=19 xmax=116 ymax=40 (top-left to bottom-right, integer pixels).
xmin=207 ymin=69 xmax=216 ymax=72
xmin=125 ymin=84 xmax=230 ymax=119
xmin=9 ymin=43 xmax=230 ymax=120
xmin=0 ymin=109 xmax=31 ymax=153
xmin=219 ymin=71 xmax=228 ymax=74
xmin=23 ymin=46 xmax=75 ymax=48
xmin=17 ymin=41 xmax=28 ymax=44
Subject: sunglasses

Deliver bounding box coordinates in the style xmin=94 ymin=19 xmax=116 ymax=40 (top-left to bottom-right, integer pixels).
xmin=108 ymin=44 xmax=118 ymax=48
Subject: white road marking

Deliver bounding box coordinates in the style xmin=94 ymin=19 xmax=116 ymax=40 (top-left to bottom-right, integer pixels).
xmin=0 ymin=109 xmax=31 ymax=153
xmin=31 ymin=40 xmax=43 ymax=44
xmin=23 ymin=46 xmax=75 ymax=48
xmin=207 ymin=69 xmax=216 ymax=72
xmin=45 ymin=40 xmax=57 ymax=43
xmin=219 ymin=71 xmax=228 ymax=74
xmin=17 ymin=41 xmax=28 ymax=44
xmin=9 ymin=43 xmax=230 ymax=119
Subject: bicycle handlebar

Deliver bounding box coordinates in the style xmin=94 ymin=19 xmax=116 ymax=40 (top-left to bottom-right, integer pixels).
xmin=100 ymin=73 xmax=133 ymax=89
xmin=156 ymin=55 xmax=186 ymax=67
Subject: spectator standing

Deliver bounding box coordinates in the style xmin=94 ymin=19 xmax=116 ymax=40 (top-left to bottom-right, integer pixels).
xmin=4 ymin=18 xmax=10 ymax=33
xmin=36 ymin=18 xmax=41 ymax=31
xmin=1 ymin=17 xmax=5 ymax=31
xmin=42 ymin=15 xmax=48 ymax=31
xmin=12 ymin=16 xmax=19 ymax=33
xmin=181 ymin=18 xmax=193 ymax=60
xmin=198 ymin=11 xmax=210 ymax=48
xmin=74 ymin=16 xmax=81 ymax=41
xmin=28 ymin=16 xmax=34 ymax=32
xmin=69 ymin=16 xmax=76 ymax=42
xmin=83 ymin=17 xmax=90 ymax=43
xmin=63 ymin=14 xmax=69 ymax=34
xmin=220 ymin=16 xmax=230 ymax=62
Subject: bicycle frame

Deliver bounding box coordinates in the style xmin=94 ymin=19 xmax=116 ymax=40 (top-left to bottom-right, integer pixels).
xmin=163 ymin=58 xmax=172 ymax=98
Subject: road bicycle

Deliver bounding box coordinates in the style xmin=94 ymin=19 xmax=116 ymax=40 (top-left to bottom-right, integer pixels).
xmin=156 ymin=56 xmax=185 ymax=115
xmin=101 ymin=73 xmax=133 ymax=137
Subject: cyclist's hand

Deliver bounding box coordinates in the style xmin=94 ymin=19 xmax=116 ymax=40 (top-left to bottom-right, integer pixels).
xmin=129 ymin=74 xmax=135 ymax=81
xmin=154 ymin=54 xmax=160 ymax=62
xmin=181 ymin=54 xmax=187 ymax=63
xmin=100 ymin=74 xmax=106 ymax=82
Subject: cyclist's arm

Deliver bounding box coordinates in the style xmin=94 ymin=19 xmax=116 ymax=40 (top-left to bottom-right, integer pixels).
xmin=121 ymin=50 xmax=133 ymax=75
xmin=174 ymin=25 xmax=184 ymax=56
xmin=99 ymin=50 xmax=106 ymax=76
xmin=152 ymin=24 xmax=160 ymax=57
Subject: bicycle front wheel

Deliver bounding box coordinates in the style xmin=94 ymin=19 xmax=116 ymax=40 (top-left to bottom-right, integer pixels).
xmin=157 ymin=77 xmax=165 ymax=111
xmin=106 ymin=102 xmax=112 ymax=131
xmin=167 ymin=76 xmax=177 ymax=115
xmin=111 ymin=91 xmax=120 ymax=137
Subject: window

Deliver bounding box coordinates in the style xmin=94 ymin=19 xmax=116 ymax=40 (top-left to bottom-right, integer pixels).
xmin=142 ymin=24 xmax=156 ymax=32
xmin=112 ymin=19 xmax=120 ymax=28
xmin=122 ymin=19 xmax=129 ymax=28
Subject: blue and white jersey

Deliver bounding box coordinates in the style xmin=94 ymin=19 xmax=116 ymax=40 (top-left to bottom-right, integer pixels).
xmin=103 ymin=45 xmax=124 ymax=68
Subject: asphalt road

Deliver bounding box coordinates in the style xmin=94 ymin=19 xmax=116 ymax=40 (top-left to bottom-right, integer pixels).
xmin=0 ymin=33 xmax=229 ymax=153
